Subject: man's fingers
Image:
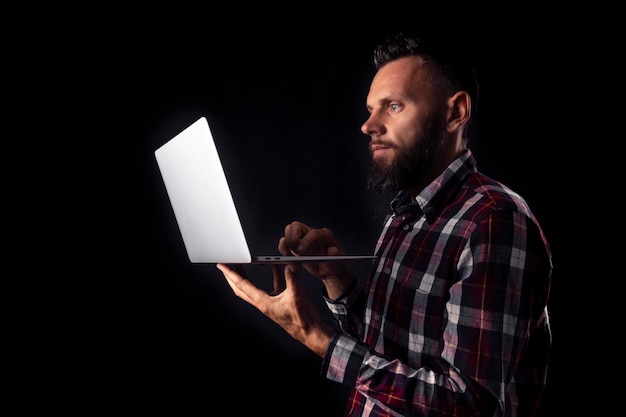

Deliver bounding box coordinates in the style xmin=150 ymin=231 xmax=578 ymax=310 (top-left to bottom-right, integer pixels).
xmin=270 ymin=264 xmax=286 ymax=295
xmin=216 ymin=263 xmax=263 ymax=305
xmin=283 ymin=263 xmax=303 ymax=289
xmin=283 ymin=221 xmax=309 ymax=254
xmin=230 ymin=263 xmax=248 ymax=279
xmin=278 ymin=236 xmax=290 ymax=256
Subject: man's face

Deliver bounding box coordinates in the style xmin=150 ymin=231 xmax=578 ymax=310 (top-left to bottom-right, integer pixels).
xmin=361 ymin=56 xmax=446 ymax=193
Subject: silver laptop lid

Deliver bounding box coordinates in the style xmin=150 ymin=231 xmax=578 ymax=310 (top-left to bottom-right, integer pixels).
xmin=155 ymin=117 xmax=252 ymax=263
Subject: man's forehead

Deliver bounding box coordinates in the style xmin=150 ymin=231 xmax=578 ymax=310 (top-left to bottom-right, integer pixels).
xmin=370 ymin=56 xmax=428 ymax=95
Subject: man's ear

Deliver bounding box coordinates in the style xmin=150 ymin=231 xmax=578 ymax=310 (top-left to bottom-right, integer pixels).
xmin=446 ymin=91 xmax=471 ymax=133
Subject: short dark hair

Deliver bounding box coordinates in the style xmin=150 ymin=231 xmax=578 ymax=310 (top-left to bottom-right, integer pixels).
xmin=372 ymin=32 xmax=480 ymax=142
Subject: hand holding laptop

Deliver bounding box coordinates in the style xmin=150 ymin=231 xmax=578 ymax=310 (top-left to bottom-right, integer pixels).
xmin=217 ymin=219 xmax=357 ymax=358
xmin=278 ymin=221 xmax=357 ymax=299
xmin=217 ymin=259 xmax=336 ymax=358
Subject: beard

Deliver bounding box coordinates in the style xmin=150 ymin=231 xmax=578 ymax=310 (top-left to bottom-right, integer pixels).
xmin=366 ymin=116 xmax=444 ymax=193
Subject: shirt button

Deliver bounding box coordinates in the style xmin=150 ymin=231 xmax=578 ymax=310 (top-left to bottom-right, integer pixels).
xmin=384 ymin=267 xmax=391 ymax=274
xmin=403 ymin=224 xmax=410 ymax=231
xmin=374 ymin=313 xmax=381 ymax=321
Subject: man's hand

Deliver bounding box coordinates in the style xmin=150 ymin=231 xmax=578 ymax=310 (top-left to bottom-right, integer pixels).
xmin=278 ymin=221 xmax=355 ymax=299
xmin=216 ymin=262 xmax=334 ymax=357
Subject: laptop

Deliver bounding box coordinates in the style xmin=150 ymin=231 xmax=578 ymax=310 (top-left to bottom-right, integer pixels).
xmin=154 ymin=116 xmax=377 ymax=264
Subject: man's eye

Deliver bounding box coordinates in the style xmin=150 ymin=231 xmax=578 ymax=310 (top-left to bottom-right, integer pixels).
xmin=390 ymin=104 xmax=400 ymax=111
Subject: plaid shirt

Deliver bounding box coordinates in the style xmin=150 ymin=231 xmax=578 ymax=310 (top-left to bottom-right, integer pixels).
xmin=321 ymin=149 xmax=552 ymax=417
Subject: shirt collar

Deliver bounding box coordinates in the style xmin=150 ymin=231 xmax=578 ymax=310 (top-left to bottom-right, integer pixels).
xmin=390 ymin=149 xmax=477 ymax=223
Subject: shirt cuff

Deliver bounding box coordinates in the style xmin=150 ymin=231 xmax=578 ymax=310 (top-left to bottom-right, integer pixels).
xmin=321 ymin=332 xmax=367 ymax=386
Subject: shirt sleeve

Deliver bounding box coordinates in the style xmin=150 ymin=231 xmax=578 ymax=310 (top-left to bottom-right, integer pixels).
xmin=320 ymin=210 xmax=552 ymax=416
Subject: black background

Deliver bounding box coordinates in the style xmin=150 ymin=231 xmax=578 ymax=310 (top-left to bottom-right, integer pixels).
xmin=26 ymin=5 xmax=596 ymax=416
